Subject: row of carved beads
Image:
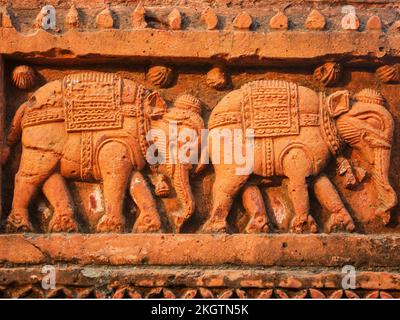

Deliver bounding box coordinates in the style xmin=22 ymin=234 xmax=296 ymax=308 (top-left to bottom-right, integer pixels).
xmin=1 ymin=5 xmax=398 ymax=33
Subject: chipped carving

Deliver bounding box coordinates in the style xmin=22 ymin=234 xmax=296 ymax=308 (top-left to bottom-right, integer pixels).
xmin=313 ymin=62 xmax=342 ymax=87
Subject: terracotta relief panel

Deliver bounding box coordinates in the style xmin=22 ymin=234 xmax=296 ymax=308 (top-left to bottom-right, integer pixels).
xmin=0 ymin=0 xmax=399 ymax=299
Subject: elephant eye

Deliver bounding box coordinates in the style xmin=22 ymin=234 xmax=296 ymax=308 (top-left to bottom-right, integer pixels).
xmin=29 ymin=95 xmax=36 ymax=103
xmin=357 ymin=114 xmax=383 ymax=131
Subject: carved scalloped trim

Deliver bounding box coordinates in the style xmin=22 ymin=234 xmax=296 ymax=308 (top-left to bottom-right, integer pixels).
xmin=0 ymin=285 xmax=397 ymax=299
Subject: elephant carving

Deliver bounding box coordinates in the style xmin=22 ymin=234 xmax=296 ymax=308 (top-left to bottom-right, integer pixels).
xmin=200 ymin=80 xmax=397 ymax=233
xmin=2 ymin=72 xmax=204 ymax=233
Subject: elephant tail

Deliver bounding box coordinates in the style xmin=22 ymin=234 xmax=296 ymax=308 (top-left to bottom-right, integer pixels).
xmin=2 ymin=102 xmax=27 ymax=165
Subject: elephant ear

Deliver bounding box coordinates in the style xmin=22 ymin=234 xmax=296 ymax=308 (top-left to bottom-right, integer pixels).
xmin=144 ymin=91 xmax=168 ymax=119
xmin=326 ymin=90 xmax=350 ymax=118
xmin=361 ymin=130 xmax=391 ymax=149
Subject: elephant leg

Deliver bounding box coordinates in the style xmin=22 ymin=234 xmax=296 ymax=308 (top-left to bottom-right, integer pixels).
xmin=7 ymin=148 xmax=60 ymax=233
xmin=130 ymin=171 xmax=162 ymax=233
xmin=242 ymin=185 xmax=270 ymax=233
xmin=43 ymin=173 xmax=79 ymax=233
xmin=283 ymin=149 xmax=318 ymax=233
xmin=96 ymin=142 xmax=132 ymax=233
xmin=313 ymin=174 xmax=355 ymax=233
xmin=201 ymin=165 xmax=249 ymax=233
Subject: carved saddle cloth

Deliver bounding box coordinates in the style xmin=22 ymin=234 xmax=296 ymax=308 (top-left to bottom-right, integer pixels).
xmin=241 ymin=80 xmax=299 ymax=137
xmin=20 ymin=72 xmax=148 ymax=181
xmin=240 ymin=80 xmax=300 ymax=176
xmin=63 ymin=72 xmax=123 ymax=132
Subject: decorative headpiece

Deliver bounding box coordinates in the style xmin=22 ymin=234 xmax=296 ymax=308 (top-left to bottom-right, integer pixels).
xmin=354 ymin=88 xmax=386 ymax=106
xmin=173 ymin=94 xmax=202 ymax=114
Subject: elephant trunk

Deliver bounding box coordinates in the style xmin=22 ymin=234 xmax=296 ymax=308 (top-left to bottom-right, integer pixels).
xmin=171 ymin=164 xmax=195 ymax=232
xmin=371 ymin=147 xmax=397 ymax=224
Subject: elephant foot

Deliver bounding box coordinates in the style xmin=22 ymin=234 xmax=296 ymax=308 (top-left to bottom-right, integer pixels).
xmin=6 ymin=211 xmax=33 ymax=233
xmin=245 ymin=215 xmax=270 ymax=233
xmin=132 ymin=214 xmax=162 ymax=233
xmin=290 ymin=214 xmax=318 ymax=233
xmin=96 ymin=214 xmax=125 ymax=233
xmin=49 ymin=214 xmax=79 ymax=233
xmin=326 ymin=210 xmax=355 ymax=233
xmin=200 ymin=218 xmax=228 ymax=233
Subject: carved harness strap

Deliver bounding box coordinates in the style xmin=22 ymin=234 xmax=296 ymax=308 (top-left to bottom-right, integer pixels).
xmin=208 ymin=112 xmax=319 ymax=129
xmin=81 ymin=131 xmax=93 ymax=180
xmin=319 ymin=92 xmax=344 ymax=157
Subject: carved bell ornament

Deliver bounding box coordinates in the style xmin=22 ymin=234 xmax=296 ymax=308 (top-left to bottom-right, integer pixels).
xmin=147 ymin=65 xmax=174 ymax=88
xmin=313 ymin=62 xmax=342 ymax=87
xmin=11 ymin=65 xmax=36 ymax=90
xmin=337 ymin=157 xmax=367 ymax=190
xmin=376 ymin=65 xmax=400 ymax=83
xmin=153 ymin=174 xmax=171 ymax=197
xmin=206 ymin=67 xmax=228 ymax=90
